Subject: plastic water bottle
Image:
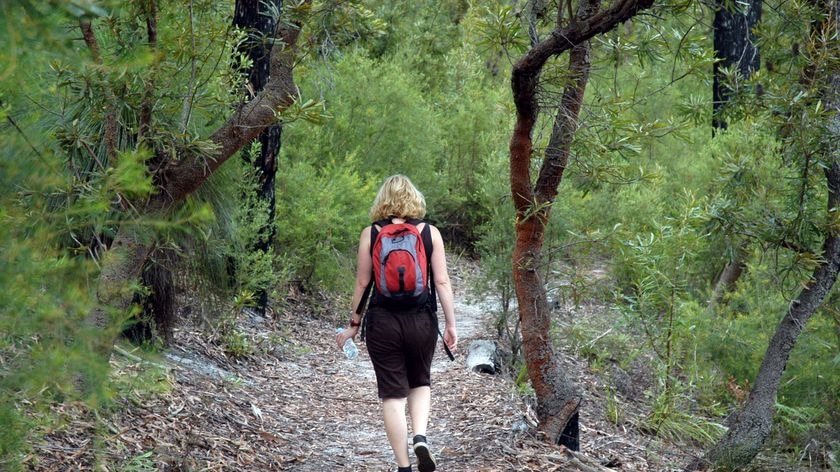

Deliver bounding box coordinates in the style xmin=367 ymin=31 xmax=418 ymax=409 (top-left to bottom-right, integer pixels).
xmin=336 ymin=327 xmax=359 ymax=360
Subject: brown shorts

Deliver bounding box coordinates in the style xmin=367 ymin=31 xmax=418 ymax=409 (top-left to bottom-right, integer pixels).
xmin=365 ymin=305 xmax=438 ymax=399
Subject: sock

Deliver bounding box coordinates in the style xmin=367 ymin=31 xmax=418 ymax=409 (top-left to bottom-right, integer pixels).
xmin=413 ymin=435 xmax=427 ymax=445
xmin=397 ymin=466 xmax=412 ymax=472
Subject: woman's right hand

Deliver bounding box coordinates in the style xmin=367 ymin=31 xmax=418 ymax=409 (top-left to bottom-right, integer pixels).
xmin=335 ymin=326 xmax=359 ymax=349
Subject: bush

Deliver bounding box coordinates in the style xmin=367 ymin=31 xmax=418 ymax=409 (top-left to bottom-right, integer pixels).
xmin=274 ymin=159 xmax=374 ymax=291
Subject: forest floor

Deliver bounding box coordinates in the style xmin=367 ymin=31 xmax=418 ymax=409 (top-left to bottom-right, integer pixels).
xmin=29 ymin=260 xmax=780 ymax=471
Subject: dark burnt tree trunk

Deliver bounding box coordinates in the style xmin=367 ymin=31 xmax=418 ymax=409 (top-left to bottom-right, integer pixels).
xmin=509 ymin=0 xmax=654 ymax=449
xmin=688 ymin=2 xmax=840 ymax=469
xmin=708 ymin=0 xmax=761 ymax=310
xmin=712 ymin=0 xmax=761 ymax=130
xmin=125 ymin=250 xmax=176 ymax=346
xmin=233 ymin=0 xmax=284 ymax=315
xmin=81 ymin=6 xmax=304 ymax=377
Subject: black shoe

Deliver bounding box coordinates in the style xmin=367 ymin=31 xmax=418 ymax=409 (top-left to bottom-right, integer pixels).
xmin=412 ymin=436 xmax=436 ymax=472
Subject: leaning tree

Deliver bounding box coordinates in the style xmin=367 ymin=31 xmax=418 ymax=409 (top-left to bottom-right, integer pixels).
xmin=687 ymin=0 xmax=840 ymax=468
xmin=509 ymin=0 xmax=655 ymax=449
xmin=78 ymin=0 xmax=308 ymax=389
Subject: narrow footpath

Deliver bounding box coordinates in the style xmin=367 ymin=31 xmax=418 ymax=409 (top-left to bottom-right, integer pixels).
xmin=31 ymin=261 xmax=698 ymax=471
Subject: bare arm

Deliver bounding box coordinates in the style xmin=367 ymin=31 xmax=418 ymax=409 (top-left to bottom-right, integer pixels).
xmin=337 ymin=226 xmax=372 ymax=347
xmin=430 ymin=225 xmax=458 ymax=350
xmin=351 ymin=226 xmax=373 ymax=318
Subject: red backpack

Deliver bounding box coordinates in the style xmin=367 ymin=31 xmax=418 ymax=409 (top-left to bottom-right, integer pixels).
xmin=355 ymin=219 xmax=434 ymax=312
xmin=370 ymin=219 xmax=431 ymax=308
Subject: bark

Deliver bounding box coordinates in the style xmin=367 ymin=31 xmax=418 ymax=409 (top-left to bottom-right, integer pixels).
xmin=707 ymin=246 xmax=746 ymax=311
xmin=81 ymin=5 xmax=305 ymax=378
xmin=712 ymin=0 xmax=761 ymax=130
xmin=708 ymin=0 xmax=761 ymax=304
xmin=85 ymin=227 xmax=154 ymax=359
xmin=79 ymin=19 xmax=118 ymax=165
xmin=138 ymin=0 xmax=157 ymax=144
xmin=688 ymin=4 xmax=840 ymax=467
xmin=155 ymin=19 xmax=301 ymax=206
xmin=125 ymin=250 xmax=176 ymax=346
xmin=524 ymin=0 xmax=545 ymax=47
xmin=509 ymin=0 xmax=654 ymax=449
xmin=233 ymin=0 xmax=284 ymax=314
xmin=688 ymin=165 xmax=840 ymax=471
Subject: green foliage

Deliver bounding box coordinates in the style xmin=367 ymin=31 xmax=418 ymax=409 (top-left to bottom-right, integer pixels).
xmin=288 ymin=50 xmax=442 ymax=184
xmin=2 ymin=0 xmax=840 ymax=466
xmin=0 ymin=0 xmax=242 ymax=463
xmin=639 ymin=389 xmax=727 ymax=446
xmin=606 ymin=388 xmax=624 ymax=425
xmin=274 ymin=158 xmax=374 ymax=290
xmin=220 ymin=329 xmax=254 ymax=358
xmin=614 ymin=196 xmax=710 ymax=380
xmin=119 ymin=451 xmax=157 ymax=472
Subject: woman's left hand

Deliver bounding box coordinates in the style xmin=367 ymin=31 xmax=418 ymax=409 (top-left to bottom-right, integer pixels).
xmin=443 ymin=325 xmax=458 ymax=352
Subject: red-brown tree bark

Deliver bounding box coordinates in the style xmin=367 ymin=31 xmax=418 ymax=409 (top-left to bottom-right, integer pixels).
xmin=509 ymin=0 xmax=654 ymax=448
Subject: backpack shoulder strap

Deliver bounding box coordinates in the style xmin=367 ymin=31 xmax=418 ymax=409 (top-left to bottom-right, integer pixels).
xmin=369 ymin=220 xmax=385 ymax=256
xmin=419 ymin=221 xmax=436 ymax=312
xmin=356 ymin=222 xmax=381 ymax=315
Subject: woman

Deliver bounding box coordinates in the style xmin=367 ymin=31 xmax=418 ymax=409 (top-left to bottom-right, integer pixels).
xmin=336 ymin=175 xmax=458 ymax=472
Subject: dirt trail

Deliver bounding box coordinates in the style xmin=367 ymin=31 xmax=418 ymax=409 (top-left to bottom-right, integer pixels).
xmin=278 ymin=262 xmax=525 ymax=471
xmin=30 ymin=261 xmax=704 ymax=471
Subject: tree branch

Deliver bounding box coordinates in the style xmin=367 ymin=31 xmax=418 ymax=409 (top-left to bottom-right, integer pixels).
xmin=534 ymin=36 xmax=592 ymax=203
xmin=79 ymin=19 xmax=101 ymax=62
xmin=510 ymin=0 xmax=655 ymax=214
xmin=138 ymin=0 xmax=158 ymax=144
xmin=156 ymin=15 xmax=305 ymax=205
xmin=179 ymin=0 xmax=197 ymax=133
xmin=79 ymin=18 xmax=118 ymax=165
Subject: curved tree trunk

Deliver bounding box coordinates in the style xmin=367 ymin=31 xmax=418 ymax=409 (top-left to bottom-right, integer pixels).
xmin=78 ymin=5 xmax=306 ymax=392
xmin=689 ymin=4 xmax=840 ymax=465
xmin=233 ymin=0 xmax=284 ymax=315
xmin=688 ymin=166 xmax=840 ymax=469
xmin=509 ymin=0 xmax=653 ymax=449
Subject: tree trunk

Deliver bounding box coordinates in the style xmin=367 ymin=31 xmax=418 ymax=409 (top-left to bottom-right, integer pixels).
xmin=707 ymin=246 xmax=746 ymax=311
xmin=234 ymin=0 xmax=283 ymax=314
xmin=85 ymin=227 xmax=154 ymax=358
xmin=509 ymin=0 xmax=654 ymax=448
xmin=689 ymin=4 xmax=840 ymax=466
xmin=708 ymin=0 xmax=761 ymax=307
xmin=79 ymin=5 xmax=305 ymax=389
xmin=125 ymin=249 xmax=176 ymax=346
xmin=712 ymin=0 xmax=761 ymax=130
xmin=687 ymin=171 xmax=840 ymax=469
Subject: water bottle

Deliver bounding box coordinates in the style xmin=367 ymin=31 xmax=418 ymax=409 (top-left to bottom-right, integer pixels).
xmin=336 ymin=327 xmax=359 ymax=360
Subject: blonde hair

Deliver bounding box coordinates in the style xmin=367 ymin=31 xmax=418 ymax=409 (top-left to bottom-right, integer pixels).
xmin=369 ymin=175 xmax=427 ymax=221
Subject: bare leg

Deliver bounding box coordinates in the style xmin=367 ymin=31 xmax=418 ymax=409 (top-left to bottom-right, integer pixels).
xmin=407 ymin=386 xmax=431 ymax=437
xmin=382 ymin=397 xmax=410 ymax=467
